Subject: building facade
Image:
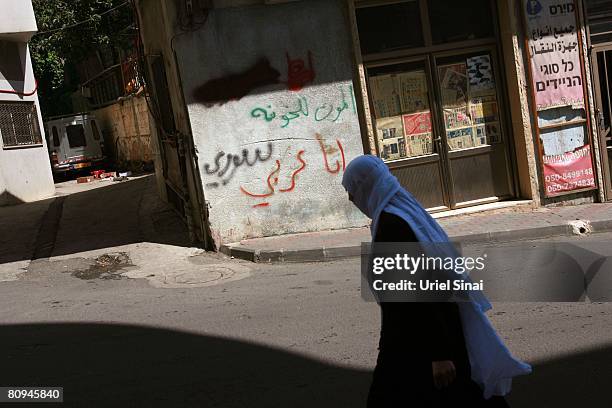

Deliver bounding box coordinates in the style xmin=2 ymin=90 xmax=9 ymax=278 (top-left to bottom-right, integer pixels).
xmin=134 ymin=0 xmax=612 ymax=248
xmin=0 ymin=0 xmax=55 ymax=205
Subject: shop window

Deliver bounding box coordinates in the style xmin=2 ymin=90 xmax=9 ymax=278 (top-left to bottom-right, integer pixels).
xmin=356 ymin=1 xmax=424 ymax=55
xmin=52 ymin=126 xmax=60 ymax=146
xmin=91 ymin=120 xmax=101 ymax=141
xmin=438 ymin=53 xmax=502 ymax=151
xmin=367 ymin=61 xmax=434 ymax=160
xmin=0 ymin=102 xmax=42 ymax=148
xmin=428 ymin=0 xmax=494 ymax=45
xmin=66 ymin=124 xmax=87 ymax=148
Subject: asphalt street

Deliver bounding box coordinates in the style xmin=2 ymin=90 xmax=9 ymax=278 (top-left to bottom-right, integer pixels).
xmin=0 ymin=230 xmax=611 ymax=407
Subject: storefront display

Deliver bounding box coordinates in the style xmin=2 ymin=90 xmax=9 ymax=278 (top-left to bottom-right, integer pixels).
xmin=369 ymin=69 xmax=434 ymax=160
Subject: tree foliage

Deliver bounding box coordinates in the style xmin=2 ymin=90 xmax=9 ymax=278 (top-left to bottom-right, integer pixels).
xmin=30 ymin=0 xmax=134 ymax=117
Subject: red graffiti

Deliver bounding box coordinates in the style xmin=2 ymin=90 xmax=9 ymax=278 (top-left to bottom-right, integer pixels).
xmin=252 ymin=202 xmax=270 ymax=208
xmin=240 ymin=160 xmax=281 ymax=198
xmin=337 ymin=139 xmax=346 ymax=171
xmin=286 ymin=51 xmax=315 ymax=92
xmin=316 ymin=133 xmax=346 ymax=174
xmin=279 ymin=150 xmax=307 ymax=193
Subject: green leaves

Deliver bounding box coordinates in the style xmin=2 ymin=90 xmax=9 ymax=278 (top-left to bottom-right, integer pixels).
xmin=30 ymin=0 xmax=133 ymax=117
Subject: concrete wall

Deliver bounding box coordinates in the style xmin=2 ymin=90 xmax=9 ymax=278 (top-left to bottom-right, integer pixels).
xmin=175 ymin=0 xmax=368 ymax=244
xmin=0 ymin=43 xmax=55 ymax=205
xmin=92 ymin=95 xmax=155 ymax=165
xmin=0 ymin=0 xmax=37 ymax=41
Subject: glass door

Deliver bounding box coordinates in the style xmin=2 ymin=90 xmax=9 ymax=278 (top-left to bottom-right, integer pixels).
xmin=366 ymin=58 xmax=450 ymax=210
xmin=432 ymin=48 xmax=514 ymax=207
xmin=591 ymin=47 xmax=612 ymax=200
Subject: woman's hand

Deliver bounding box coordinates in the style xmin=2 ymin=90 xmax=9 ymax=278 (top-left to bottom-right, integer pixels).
xmin=432 ymin=360 xmax=456 ymax=389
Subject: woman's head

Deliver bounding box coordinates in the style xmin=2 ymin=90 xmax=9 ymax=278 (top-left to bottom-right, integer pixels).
xmin=341 ymin=155 xmax=401 ymax=219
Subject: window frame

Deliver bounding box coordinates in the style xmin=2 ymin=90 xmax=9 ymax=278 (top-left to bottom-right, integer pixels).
xmin=0 ymin=101 xmax=43 ymax=149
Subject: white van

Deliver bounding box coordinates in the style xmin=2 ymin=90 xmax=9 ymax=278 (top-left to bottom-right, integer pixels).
xmin=45 ymin=113 xmax=106 ymax=175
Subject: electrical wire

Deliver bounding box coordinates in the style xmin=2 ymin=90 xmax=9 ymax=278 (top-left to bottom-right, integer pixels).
xmin=36 ymin=1 xmax=129 ymax=36
xmin=0 ymin=79 xmax=38 ymax=96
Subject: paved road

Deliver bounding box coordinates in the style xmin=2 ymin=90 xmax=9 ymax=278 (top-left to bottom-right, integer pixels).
xmin=1 ymin=228 xmax=612 ymax=407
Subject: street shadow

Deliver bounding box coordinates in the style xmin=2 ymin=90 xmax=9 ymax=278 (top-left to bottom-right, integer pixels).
xmin=0 ymin=323 xmax=371 ymax=408
xmin=1 ymin=322 xmax=610 ymax=407
xmin=0 ymin=175 xmax=192 ymax=265
xmin=508 ymin=345 xmax=612 ymax=407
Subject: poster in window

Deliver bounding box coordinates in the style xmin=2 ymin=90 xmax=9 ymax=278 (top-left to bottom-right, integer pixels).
xmin=524 ymin=0 xmax=584 ymax=110
xmin=369 ymin=74 xmax=401 ymax=118
xmin=406 ymin=133 xmax=434 ymax=156
xmin=376 ymin=116 xmax=406 ymax=161
xmin=375 ymin=116 xmax=404 ymax=140
xmin=447 ymin=127 xmax=474 ymax=150
xmin=543 ymin=144 xmax=595 ymax=196
xmin=467 ymin=55 xmax=496 ymax=96
xmin=443 ymin=107 xmax=472 ymax=130
xmin=402 ymin=112 xmax=432 ymax=135
xmin=381 ymin=139 xmax=403 ymax=161
xmin=397 ymin=71 xmax=430 ymax=113
xmin=439 ymin=63 xmax=468 ymax=107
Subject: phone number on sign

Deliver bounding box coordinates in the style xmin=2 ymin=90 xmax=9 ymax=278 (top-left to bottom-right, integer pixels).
xmin=7 ymin=389 xmax=61 ymax=399
xmin=545 ymin=168 xmax=594 ymax=183
xmin=546 ymin=178 xmax=595 ymax=193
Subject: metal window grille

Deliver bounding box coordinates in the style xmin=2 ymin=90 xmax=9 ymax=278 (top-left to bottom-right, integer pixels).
xmin=0 ymin=102 xmax=43 ymax=148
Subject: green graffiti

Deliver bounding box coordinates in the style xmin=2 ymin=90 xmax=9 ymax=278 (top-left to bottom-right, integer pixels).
xmin=251 ymin=105 xmax=276 ymax=122
xmin=250 ymin=85 xmax=355 ymax=128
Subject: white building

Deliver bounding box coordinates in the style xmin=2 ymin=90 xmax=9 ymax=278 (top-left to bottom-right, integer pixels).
xmin=0 ymin=0 xmax=54 ymax=205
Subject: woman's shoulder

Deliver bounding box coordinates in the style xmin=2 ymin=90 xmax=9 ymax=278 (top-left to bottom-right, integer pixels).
xmin=374 ymin=211 xmax=417 ymax=242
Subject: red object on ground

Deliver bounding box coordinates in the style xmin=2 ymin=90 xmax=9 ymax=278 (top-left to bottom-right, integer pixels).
xmin=77 ymin=176 xmax=94 ymax=184
xmin=91 ymin=170 xmax=105 ymax=179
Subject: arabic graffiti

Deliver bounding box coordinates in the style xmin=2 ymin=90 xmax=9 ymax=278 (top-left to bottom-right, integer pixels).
xmin=316 ymin=133 xmax=346 ymax=174
xmin=238 ymin=137 xmax=347 ymax=208
xmin=524 ymin=0 xmax=584 ymax=109
xmin=193 ymin=58 xmax=281 ymax=106
xmin=240 ymin=149 xmax=307 ymax=207
xmin=204 ymin=143 xmax=273 ymax=188
xmin=286 ymin=51 xmax=315 ymax=91
xmin=249 ymin=85 xmax=357 ymax=128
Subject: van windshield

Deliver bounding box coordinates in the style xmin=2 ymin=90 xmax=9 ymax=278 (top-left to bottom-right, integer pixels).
xmin=66 ymin=124 xmax=87 ymax=148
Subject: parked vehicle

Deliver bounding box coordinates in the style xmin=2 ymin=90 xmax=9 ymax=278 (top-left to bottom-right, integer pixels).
xmin=45 ymin=113 xmax=106 ymax=175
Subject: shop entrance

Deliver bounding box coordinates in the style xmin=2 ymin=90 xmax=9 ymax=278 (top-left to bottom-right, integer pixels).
xmin=586 ymin=0 xmax=612 ymax=200
xmin=591 ymin=47 xmax=612 ymax=200
xmin=354 ymin=0 xmax=515 ymax=210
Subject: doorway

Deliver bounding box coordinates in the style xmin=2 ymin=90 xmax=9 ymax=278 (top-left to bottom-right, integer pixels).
xmin=354 ymin=0 xmax=515 ymax=210
xmin=591 ymin=47 xmax=612 ymax=200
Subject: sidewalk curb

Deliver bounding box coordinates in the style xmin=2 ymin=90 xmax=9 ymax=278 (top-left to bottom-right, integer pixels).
xmin=220 ymin=220 xmax=612 ymax=263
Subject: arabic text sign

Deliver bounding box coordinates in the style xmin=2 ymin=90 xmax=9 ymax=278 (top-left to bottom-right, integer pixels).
xmin=524 ymin=0 xmax=584 ymax=110
xmin=543 ymin=144 xmax=595 ymax=196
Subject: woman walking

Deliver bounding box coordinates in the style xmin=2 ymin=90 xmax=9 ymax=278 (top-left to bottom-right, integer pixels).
xmin=342 ymin=155 xmax=531 ymax=408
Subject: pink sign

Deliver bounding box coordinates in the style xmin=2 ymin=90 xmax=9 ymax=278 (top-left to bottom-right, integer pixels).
xmin=524 ymin=0 xmax=584 ymax=110
xmin=543 ymin=145 xmax=595 ymax=196
xmin=402 ymin=112 xmax=432 ymax=136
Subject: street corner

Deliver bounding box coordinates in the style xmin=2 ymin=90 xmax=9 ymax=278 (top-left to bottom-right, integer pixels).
xmin=117 ymin=243 xmax=253 ymax=289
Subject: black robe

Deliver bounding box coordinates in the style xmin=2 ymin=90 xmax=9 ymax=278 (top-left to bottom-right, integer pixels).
xmin=367 ymin=211 xmax=510 ymax=408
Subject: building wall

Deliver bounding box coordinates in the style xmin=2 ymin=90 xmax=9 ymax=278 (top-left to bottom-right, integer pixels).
xmin=0 ymin=43 xmax=55 ymax=205
xmin=92 ymin=94 xmax=155 ymax=165
xmin=0 ymin=0 xmax=37 ymax=42
xmin=174 ymin=0 xmax=368 ymax=244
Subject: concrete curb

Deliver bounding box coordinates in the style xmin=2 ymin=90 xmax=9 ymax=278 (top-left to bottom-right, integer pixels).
xmin=220 ymin=220 xmax=612 ymax=263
